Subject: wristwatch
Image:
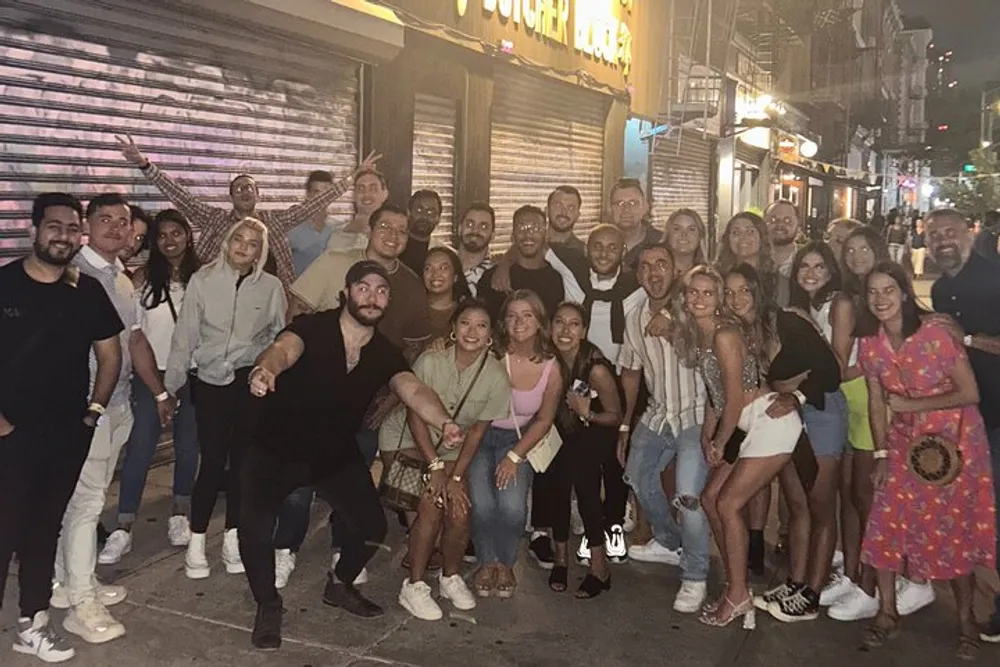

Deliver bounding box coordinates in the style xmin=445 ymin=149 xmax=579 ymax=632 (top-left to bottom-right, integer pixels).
xmin=618 ymin=424 xmax=630 ymax=434
xmin=451 ymin=475 xmax=463 ymax=483
xmin=963 ymin=334 xmax=973 ymax=347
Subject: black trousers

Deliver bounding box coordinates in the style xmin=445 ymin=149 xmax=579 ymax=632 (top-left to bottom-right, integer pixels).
xmin=239 ymin=445 xmax=387 ymax=605
xmin=0 ymin=422 xmax=90 ymax=618
xmin=190 ymin=368 xmax=254 ymax=533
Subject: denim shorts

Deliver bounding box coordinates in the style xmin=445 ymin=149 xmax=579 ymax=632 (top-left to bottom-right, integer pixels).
xmin=802 ymin=390 xmax=848 ymax=459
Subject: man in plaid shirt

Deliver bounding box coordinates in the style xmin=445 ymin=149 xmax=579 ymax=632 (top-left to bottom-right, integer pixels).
xmin=117 ymin=135 xmax=380 ymax=288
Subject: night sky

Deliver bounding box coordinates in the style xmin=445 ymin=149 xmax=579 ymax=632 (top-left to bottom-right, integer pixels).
xmin=897 ymin=0 xmax=1000 ymax=86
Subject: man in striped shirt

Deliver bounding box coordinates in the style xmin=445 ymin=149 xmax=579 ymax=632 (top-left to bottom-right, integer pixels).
xmin=117 ymin=134 xmax=379 ymax=288
xmin=617 ymin=244 xmax=710 ymax=614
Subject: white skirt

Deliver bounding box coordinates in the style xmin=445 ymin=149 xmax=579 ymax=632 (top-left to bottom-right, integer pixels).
xmin=737 ymin=393 xmax=803 ymax=459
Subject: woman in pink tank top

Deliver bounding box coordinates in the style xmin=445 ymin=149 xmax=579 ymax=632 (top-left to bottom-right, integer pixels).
xmin=467 ymin=290 xmax=563 ymax=599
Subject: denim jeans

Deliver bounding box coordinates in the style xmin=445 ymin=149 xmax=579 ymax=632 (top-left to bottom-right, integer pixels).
xmin=468 ymin=427 xmax=533 ymax=567
xmin=273 ymin=428 xmax=380 ymax=553
xmin=117 ymin=376 xmax=199 ymax=523
xmin=989 ymin=427 xmax=1000 ymax=620
xmin=624 ymin=421 xmax=710 ymax=581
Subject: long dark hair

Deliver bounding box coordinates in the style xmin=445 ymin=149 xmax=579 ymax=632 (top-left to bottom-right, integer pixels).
xmin=664 ymin=208 xmax=708 ymax=265
xmin=425 ymin=245 xmax=472 ymax=304
xmin=840 ymin=226 xmax=890 ymax=302
xmin=715 ymin=212 xmax=776 ymax=296
xmin=789 ymin=241 xmax=842 ymax=310
xmin=857 ymin=260 xmax=931 ymax=340
xmin=725 ymin=263 xmax=779 ymax=373
xmin=142 ymin=209 xmax=200 ymax=310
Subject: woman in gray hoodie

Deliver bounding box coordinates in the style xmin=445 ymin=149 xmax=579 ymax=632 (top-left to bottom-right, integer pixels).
xmin=164 ymin=217 xmax=286 ymax=579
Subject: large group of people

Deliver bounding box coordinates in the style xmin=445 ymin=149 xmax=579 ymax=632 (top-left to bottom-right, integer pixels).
xmin=1 ymin=136 xmax=999 ymax=664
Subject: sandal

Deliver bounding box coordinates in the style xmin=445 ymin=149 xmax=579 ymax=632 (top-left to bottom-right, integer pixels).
xmin=861 ymin=615 xmax=900 ymax=649
xmin=576 ymin=573 xmax=611 ymax=599
xmin=956 ymin=635 xmax=980 ymax=661
xmin=495 ymin=566 xmax=517 ymax=599
xmin=548 ymin=565 xmax=568 ymax=593
xmin=473 ymin=565 xmax=496 ymax=598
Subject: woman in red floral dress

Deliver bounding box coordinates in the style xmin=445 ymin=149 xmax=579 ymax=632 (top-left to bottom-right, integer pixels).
xmin=857 ymin=261 xmax=995 ymax=660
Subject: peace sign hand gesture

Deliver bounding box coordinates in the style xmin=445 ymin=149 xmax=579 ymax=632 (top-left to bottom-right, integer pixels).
xmin=115 ymin=134 xmax=147 ymax=167
xmin=353 ymin=150 xmax=382 ymax=177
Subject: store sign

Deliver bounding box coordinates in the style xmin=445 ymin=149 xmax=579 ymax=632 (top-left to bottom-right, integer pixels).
xmin=465 ymin=0 xmax=634 ymax=75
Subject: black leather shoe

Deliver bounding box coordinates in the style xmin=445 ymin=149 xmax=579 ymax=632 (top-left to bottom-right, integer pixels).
xmin=251 ymin=596 xmax=284 ymax=650
xmin=322 ymin=574 xmax=383 ymax=617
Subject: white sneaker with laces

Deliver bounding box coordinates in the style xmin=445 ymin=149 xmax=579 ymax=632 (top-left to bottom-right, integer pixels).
xmin=274 ymin=549 xmax=296 ymax=589
xmin=62 ymin=598 xmax=126 ymax=644
xmin=827 ymin=584 xmax=879 ymax=621
xmin=896 ymin=578 xmax=935 ymax=616
xmin=627 ymin=538 xmax=682 ymax=565
xmin=673 ymin=580 xmax=707 ymax=613
xmin=50 ymin=580 xmax=127 ymax=610
xmin=819 ymin=572 xmax=854 ymax=607
xmin=13 ymin=611 xmax=75 ymax=663
xmin=605 ymin=525 xmax=628 ymax=562
xmin=623 ymin=500 xmax=637 ymax=533
xmin=97 ymin=529 xmax=132 ymax=565
xmin=330 ymin=551 xmax=369 ymax=585
xmin=167 ymin=515 xmax=192 ymax=547
xmin=184 ymin=532 xmax=210 ymax=579
xmin=575 ymin=535 xmax=591 ymax=565
xmin=570 ymin=495 xmax=585 ymax=536
xmin=221 ymin=528 xmax=244 ymax=574
xmin=439 ymin=573 xmax=477 ymax=611
xmin=399 ymin=579 xmax=443 ymax=620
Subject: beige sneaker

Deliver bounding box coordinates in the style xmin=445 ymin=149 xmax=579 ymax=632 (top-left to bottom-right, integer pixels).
xmin=50 ymin=581 xmax=127 ymax=610
xmin=62 ymin=598 xmax=126 ymax=644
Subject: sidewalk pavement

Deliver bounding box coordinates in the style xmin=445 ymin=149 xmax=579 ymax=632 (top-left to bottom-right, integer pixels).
xmin=4 ymin=458 xmax=997 ymax=667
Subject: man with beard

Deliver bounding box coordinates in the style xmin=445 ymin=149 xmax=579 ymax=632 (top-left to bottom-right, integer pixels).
xmin=455 ymin=202 xmax=496 ymax=295
xmin=926 ymin=208 xmax=1000 ymax=643
xmin=547 ymin=185 xmax=586 ymax=255
xmin=764 ymin=200 xmax=800 ymax=306
xmin=610 ymin=179 xmax=662 ymax=272
xmin=240 ymin=261 xmax=461 ymax=649
xmin=477 ymin=205 xmax=565 ymax=320
xmin=399 ymin=189 xmax=444 ymax=274
xmin=0 ymin=193 xmax=123 ymax=663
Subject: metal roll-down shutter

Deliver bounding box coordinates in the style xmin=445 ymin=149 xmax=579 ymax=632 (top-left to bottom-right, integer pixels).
xmin=411 ymin=93 xmax=458 ymax=246
xmin=650 ymin=131 xmax=715 ymax=230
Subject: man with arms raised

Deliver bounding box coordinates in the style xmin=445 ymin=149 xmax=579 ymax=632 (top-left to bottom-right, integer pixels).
xmin=240 ymin=261 xmax=461 ymax=649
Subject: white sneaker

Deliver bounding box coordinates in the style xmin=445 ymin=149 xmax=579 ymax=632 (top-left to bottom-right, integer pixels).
xmin=62 ymin=598 xmax=126 ymax=644
xmin=828 ymin=584 xmax=879 ymax=621
xmin=819 ymin=573 xmax=854 ymax=607
xmin=167 ymin=515 xmax=192 ymax=547
xmin=896 ymin=578 xmax=935 ymax=616
xmin=831 ymin=549 xmax=844 ymax=573
xmin=439 ymin=573 xmax=477 ymax=611
xmin=221 ymin=528 xmax=244 ymax=574
xmin=50 ymin=580 xmax=127 ymax=610
xmin=627 ymin=538 xmax=682 ymax=565
xmin=575 ymin=535 xmax=591 ymax=565
xmin=570 ymin=495 xmax=585 ymax=536
xmin=399 ymin=579 xmax=443 ymax=621
xmin=13 ymin=611 xmax=75 ymax=663
xmin=97 ymin=529 xmax=132 ymax=565
xmin=604 ymin=525 xmax=628 ymax=563
xmin=185 ymin=532 xmax=210 ymax=579
xmin=330 ymin=551 xmax=369 ymax=585
xmin=673 ymin=580 xmax=707 ymax=613
xmin=275 ymin=549 xmax=296 ymax=589
xmin=623 ymin=499 xmax=637 ymax=533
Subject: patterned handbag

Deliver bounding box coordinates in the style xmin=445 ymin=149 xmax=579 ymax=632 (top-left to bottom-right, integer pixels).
xmin=908 ymin=433 xmax=962 ymax=486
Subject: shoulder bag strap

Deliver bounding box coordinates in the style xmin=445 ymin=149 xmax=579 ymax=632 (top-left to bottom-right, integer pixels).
xmin=164 ymin=286 xmax=178 ymax=323
xmin=504 ymin=354 xmax=524 ymax=441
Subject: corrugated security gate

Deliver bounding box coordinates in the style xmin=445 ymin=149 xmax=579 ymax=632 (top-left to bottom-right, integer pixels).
xmin=489 ymin=69 xmax=609 ymax=251
xmin=411 ymin=92 xmax=458 ymax=246
xmin=650 ymin=131 xmax=715 ymax=234
xmin=0 ymin=0 xmax=359 ymax=263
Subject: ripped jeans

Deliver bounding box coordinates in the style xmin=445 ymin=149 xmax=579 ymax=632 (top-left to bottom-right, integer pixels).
xmin=624 ymin=421 xmax=710 ymax=582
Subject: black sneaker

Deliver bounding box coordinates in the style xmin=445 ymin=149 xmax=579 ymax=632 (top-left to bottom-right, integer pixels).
xmin=322 ymin=574 xmax=383 ymax=617
xmin=251 ymin=596 xmax=284 ymax=650
xmin=767 ymin=585 xmax=820 ymax=623
xmin=980 ymin=615 xmax=1000 ymax=643
xmin=754 ymin=579 xmax=798 ymax=611
xmin=528 ymin=536 xmax=555 ymax=570
xmin=463 ymin=541 xmax=477 ymax=564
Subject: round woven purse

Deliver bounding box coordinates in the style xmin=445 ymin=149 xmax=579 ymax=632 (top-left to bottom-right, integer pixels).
xmin=908 ymin=434 xmax=962 ymax=486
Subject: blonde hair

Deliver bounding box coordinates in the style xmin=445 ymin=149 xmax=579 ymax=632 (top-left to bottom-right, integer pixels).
xmin=672 ymin=264 xmax=740 ymax=367
xmin=213 ymin=216 xmax=270 ymax=281
xmin=496 ymin=289 xmax=556 ymax=361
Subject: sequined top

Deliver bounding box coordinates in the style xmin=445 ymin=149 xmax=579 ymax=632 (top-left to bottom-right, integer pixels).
xmin=699 ymin=345 xmax=760 ymax=411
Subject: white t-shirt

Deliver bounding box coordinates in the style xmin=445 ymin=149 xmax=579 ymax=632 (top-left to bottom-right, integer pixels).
xmin=136 ymin=281 xmax=186 ymax=370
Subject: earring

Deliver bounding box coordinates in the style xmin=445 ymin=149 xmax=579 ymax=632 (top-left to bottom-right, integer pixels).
xmin=487 ymin=338 xmax=494 ymax=347
xmin=449 ymin=331 xmax=457 ymax=342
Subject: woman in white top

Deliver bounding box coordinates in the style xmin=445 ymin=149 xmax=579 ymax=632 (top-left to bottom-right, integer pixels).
xmin=99 ymin=210 xmax=202 ymax=566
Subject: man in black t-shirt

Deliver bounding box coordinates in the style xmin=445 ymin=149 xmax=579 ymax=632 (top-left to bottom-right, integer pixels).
xmin=0 ymin=193 xmax=123 ymax=662
xmin=240 ymin=260 xmax=461 ymax=650
xmin=477 ymin=205 xmax=565 ymax=320
xmin=398 ymin=189 xmax=443 ymax=275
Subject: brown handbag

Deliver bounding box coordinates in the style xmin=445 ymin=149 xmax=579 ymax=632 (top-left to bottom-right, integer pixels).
xmin=908 ymin=432 xmax=962 ymax=486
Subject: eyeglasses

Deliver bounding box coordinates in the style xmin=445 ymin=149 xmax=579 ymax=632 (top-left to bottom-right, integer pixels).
xmin=612 ymin=199 xmax=643 ymax=210
xmin=514 ymin=223 xmax=545 ymax=234
xmin=376 ymin=221 xmax=407 ymax=237
xmin=233 ymin=183 xmax=257 ymax=194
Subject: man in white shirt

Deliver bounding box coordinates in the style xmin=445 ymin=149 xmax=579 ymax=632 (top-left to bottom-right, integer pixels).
xmin=617 ymin=244 xmax=710 ymax=614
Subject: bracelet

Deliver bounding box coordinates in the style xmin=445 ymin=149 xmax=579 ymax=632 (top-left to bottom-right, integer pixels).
xmin=87 ymin=403 xmax=106 ymax=416
xmin=427 ymin=457 xmax=445 ymax=472
xmin=248 ymin=366 xmax=264 ymax=385
xmin=618 ymin=424 xmax=630 ymax=434
xmin=154 ymin=391 xmax=170 ymax=403
xmin=506 ymin=450 xmax=523 ymax=464
xmin=873 ymin=449 xmax=888 ymax=460
xmin=451 ymin=475 xmax=463 ymax=483
xmin=793 ymin=391 xmax=807 ymax=405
